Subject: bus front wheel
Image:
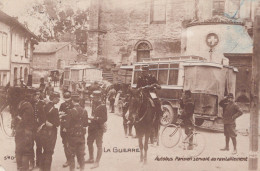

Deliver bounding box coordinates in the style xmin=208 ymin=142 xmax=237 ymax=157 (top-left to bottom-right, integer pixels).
xmin=160 ymin=105 xmax=176 ymax=126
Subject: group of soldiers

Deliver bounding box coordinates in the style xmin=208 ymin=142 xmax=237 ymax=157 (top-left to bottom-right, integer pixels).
xmin=10 ymin=80 xmax=107 ymax=171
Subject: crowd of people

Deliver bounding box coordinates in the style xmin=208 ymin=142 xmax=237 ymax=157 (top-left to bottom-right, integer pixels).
xmin=8 ymin=79 xmax=107 ymax=171
xmin=5 ymin=64 xmax=244 ymax=171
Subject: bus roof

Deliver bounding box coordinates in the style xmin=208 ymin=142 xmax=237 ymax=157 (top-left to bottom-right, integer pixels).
xmin=140 ymin=55 xmax=205 ymax=63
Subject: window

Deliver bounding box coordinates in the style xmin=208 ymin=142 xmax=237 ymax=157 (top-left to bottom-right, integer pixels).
xmin=28 ymin=41 xmax=31 ymax=58
xmin=20 ymin=67 xmax=23 ymax=81
xmin=137 ymin=42 xmax=151 ymax=62
xmin=158 ymin=64 xmax=168 ymax=85
xmin=2 ymin=33 xmax=7 ymax=56
xmin=150 ymin=0 xmax=166 ymax=24
xmin=168 ymin=63 xmax=179 ymax=85
xmin=21 ymin=37 xmax=24 ymax=57
xmin=14 ymin=34 xmax=18 ymax=55
xmin=213 ymin=0 xmax=225 ymax=16
xmin=14 ymin=67 xmax=18 ymax=86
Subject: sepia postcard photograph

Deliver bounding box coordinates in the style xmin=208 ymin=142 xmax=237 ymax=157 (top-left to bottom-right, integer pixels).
xmin=0 ymin=0 xmax=259 ymax=170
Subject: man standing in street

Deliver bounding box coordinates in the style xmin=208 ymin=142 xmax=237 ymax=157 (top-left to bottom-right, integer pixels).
xmin=31 ymin=90 xmax=46 ymax=169
xmin=59 ymin=91 xmax=74 ymax=168
xmin=86 ymin=91 xmax=107 ymax=169
xmin=219 ymin=93 xmax=243 ymax=154
xmin=38 ymin=92 xmax=60 ymax=171
xmin=107 ymin=86 xmax=116 ymax=113
xmin=64 ymin=93 xmax=88 ymax=171
xmin=179 ymin=90 xmax=195 ymax=150
xmin=14 ymin=92 xmax=35 ymax=171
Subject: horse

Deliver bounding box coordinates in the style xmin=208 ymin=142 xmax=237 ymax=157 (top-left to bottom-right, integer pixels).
xmin=128 ymin=87 xmax=157 ymax=164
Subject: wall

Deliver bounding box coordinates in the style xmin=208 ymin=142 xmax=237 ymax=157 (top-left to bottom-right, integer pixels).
xmin=0 ymin=22 xmax=11 ymax=86
xmin=88 ymin=0 xmax=196 ymax=65
xmin=183 ymin=24 xmax=252 ymax=64
xmin=55 ymin=45 xmax=78 ymax=68
xmin=87 ymin=0 xmax=255 ymax=65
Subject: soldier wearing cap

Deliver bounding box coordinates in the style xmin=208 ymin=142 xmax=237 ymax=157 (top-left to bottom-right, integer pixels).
xmin=14 ymin=91 xmax=35 ymax=171
xmin=219 ymin=93 xmax=243 ymax=154
xmin=64 ymin=93 xmax=88 ymax=171
xmin=59 ymin=91 xmax=74 ymax=168
xmin=86 ymin=90 xmax=107 ymax=169
xmin=179 ymin=90 xmax=195 ymax=150
xmin=31 ymin=90 xmax=46 ymax=169
xmin=135 ymin=65 xmax=162 ymax=142
xmin=38 ymin=91 xmax=60 ymax=171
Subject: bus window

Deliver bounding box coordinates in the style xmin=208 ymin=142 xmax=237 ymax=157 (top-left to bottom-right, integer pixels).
xmin=168 ymin=70 xmax=178 ymax=85
xmin=158 ymin=70 xmax=168 ymax=85
xmin=133 ymin=71 xmax=141 ymax=84
xmin=158 ymin=64 xmax=169 ymax=85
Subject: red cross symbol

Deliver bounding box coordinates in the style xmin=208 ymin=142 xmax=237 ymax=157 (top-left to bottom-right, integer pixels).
xmin=206 ymin=33 xmax=219 ymax=47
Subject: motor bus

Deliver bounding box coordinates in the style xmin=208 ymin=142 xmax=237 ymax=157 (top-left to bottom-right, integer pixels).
xmin=63 ymin=64 xmax=103 ymax=92
xmin=131 ymin=56 xmax=238 ymax=131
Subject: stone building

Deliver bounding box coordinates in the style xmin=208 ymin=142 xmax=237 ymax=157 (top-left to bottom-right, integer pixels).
xmin=87 ymin=0 xmax=255 ymax=64
xmin=87 ymin=0 xmax=255 ymax=101
xmin=32 ymin=42 xmax=78 ymax=83
xmin=0 ymin=10 xmax=38 ymax=87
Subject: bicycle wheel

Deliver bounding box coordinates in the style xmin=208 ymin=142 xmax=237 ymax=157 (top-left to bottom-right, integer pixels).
xmin=161 ymin=124 xmax=181 ymax=148
xmin=183 ymin=132 xmax=206 ymax=157
xmin=0 ymin=105 xmax=13 ymax=138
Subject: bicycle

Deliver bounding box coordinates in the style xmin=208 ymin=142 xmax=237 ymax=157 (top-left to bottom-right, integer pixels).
xmin=0 ymin=103 xmax=14 ymax=138
xmin=161 ymin=119 xmax=206 ymax=157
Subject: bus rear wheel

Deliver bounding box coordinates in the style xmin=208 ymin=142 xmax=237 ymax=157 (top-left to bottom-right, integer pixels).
xmin=160 ymin=105 xmax=176 ymax=126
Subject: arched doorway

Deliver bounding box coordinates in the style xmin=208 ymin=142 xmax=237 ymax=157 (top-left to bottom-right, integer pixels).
xmin=24 ymin=68 xmax=28 ymax=84
xmin=134 ymin=40 xmax=153 ymax=62
xmin=14 ymin=67 xmax=18 ymax=86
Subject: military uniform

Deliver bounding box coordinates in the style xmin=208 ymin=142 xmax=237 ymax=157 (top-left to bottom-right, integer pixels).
xmin=219 ymin=93 xmax=243 ymax=153
xmin=39 ymin=94 xmax=60 ymax=171
xmin=15 ymin=98 xmax=35 ymax=171
xmin=86 ymin=91 xmax=107 ymax=168
xmin=107 ymin=88 xmax=116 ymax=113
xmin=32 ymin=98 xmax=46 ymax=168
xmin=65 ymin=102 xmax=88 ymax=171
xmin=179 ymin=96 xmax=195 ymax=143
xmin=59 ymin=99 xmax=73 ymax=166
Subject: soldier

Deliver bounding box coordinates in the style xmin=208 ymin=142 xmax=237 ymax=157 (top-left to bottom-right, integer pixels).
xmin=136 ymin=65 xmax=162 ymax=115
xmin=59 ymin=91 xmax=73 ymax=168
xmin=179 ymin=90 xmax=195 ymax=150
xmin=38 ymin=92 xmax=60 ymax=171
xmin=219 ymin=93 xmax=243 ymax=154
xmin=86 ymin=91 xmax=107 ymax=169
xmin=31 ymin=90 xmax=46 ymax=169
xmin=135 ymin=65 xmax=162 ymax=144
xmin=64 ymin=93 xmax=88 ymax=171
xmin=107 ymin=86 xmax=116 ymax=113
xmin=14 ymin=92 xmax=35 ymax=171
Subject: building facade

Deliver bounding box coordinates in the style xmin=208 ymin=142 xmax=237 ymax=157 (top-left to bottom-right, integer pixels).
xmin=87 ymin=0 xmax=255 ymax=64
xmin=32 ymin=42 xmax=79 ymax=82
xmin=87 ymin=0 xmax=255 ymax=101
xmin=0 ymin=10 xmax=37 ymax=87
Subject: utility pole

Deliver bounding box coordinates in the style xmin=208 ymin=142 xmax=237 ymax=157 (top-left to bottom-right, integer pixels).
xmin=249 ymin=1 xmax=260 ymax=170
